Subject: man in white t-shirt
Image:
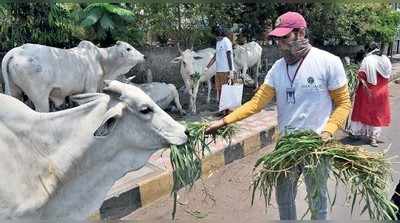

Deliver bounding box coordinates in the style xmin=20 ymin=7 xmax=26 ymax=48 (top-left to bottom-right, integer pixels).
xmin=205 ymin=26 xmax=235 ymax=108
xmin=205 ymin=12 xmax=351 ymax=220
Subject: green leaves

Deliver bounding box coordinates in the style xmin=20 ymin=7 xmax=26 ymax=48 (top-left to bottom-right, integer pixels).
xmin=80 ymin=7 xmax=103 ymax=28
xmin=345 ymin=63 xmax=359 ymax=99
xmin=170 ymin=121 xmax=237 ymax=219
xmin=80 ymin=3 xmax=135 ymax=28
xmin=78 ymin=3 xmax=136 ymax=45
xmin=99 ymin=14 xmax=114 ymax=31
xmin=305 ymin=3 xmax=400 ymax=46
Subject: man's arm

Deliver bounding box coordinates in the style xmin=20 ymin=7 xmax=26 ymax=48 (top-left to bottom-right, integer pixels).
xmin=205 ymin=84 xmax=275 ymax=134
xmin=323 ymin=85 xmax=352 ymax=135
xmin=226 ymin=51 xmax=233 ymax=71
xmin=224 ymin=84 xmax=275 ymax=124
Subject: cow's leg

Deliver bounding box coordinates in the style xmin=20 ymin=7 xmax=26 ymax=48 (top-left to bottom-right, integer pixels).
xmin=242 ymin=65 xmax=253 ymax=86
xmin=206 ymin=79 xmax=212 ymax=104
xmin=255 ymin=60 xmax=261 ymax=88
xmin=28 ymin=89 xmax=51 ymax=112
xmin=191 ymin=82 xmax=201 ymax=114
xmin=8 ymin=82 xmax=24 ymax=101
xmin=168 ymin=84 xmax=185 ymax=115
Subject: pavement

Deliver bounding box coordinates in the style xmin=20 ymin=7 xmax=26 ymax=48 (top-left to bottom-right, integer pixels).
xmin=92 ymin=57 xmax=400 ymax=221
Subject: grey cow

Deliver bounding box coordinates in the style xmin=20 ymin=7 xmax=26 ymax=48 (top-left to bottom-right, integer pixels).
xmin=0 ymin=80 xmax=187 ymax=220
xmin=127 ymin=70 xmax=185 ymax=115
xmin=2 ymin=40 xmax=145 ymax=112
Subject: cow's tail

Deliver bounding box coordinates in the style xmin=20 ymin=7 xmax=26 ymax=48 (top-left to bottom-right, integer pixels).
xmin=1 ymin=51 xmax=14 ymax=95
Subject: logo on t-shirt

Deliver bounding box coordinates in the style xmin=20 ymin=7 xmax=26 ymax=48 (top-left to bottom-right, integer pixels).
xmin=302 ymin=76 xmax=323 ymax=90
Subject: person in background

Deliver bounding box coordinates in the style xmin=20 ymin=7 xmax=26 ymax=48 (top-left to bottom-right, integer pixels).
xmin=348 ymin=43 xmax=392 ymax=147
xmin=205 ymin=25 xmax=235 ymax=115
xmin=205 ymin=12 xmax=351 ymax=220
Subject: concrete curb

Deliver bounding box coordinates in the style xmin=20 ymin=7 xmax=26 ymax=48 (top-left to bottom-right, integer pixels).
xmin=98 ymin=110 xmax=277 ymax=220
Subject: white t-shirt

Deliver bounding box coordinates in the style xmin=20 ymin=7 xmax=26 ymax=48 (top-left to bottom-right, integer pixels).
xmin=264 ymin=47 xmax=347 ymax=135
xmin=216 ymin=37 xmax=234 ymax=72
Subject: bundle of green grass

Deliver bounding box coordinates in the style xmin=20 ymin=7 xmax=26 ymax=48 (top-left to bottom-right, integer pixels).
xmin=251 ymin=131 xmax=397 ymax=220
xmin=345 ymin=63 xmax=359 ymax=98
xmin=169 ymin=121 xmax=238 ymax=219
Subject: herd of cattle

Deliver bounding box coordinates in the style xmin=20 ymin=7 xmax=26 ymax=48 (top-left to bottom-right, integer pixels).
xmin=0 ymin=40 xmax=263 ymax=220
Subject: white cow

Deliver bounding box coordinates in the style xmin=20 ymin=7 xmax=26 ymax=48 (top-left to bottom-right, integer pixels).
xmin=1 ymin=40 xmax=145 ymax=112
xmin=233 ymin=41 xmax=262 ymax=88
xmin=127 ymin=72 xmax=185 ymax=115
xmin=137 ymin=82 xmax=185 ymax=115
xmin=0 ymin=80 xmax=187 ymax=220
xmin=171 ymin=46 xmax=216 ymax=114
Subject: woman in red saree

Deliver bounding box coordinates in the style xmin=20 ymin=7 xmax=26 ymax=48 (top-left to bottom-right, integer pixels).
xmin=348 ymin=47 xmax=392 ymax=147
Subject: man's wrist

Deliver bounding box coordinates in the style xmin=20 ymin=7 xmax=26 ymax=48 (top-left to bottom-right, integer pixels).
xmin=220 ymin=118 xmax=227 ymax=126
xmin=321 ymin=131 xmax=332 ymax=137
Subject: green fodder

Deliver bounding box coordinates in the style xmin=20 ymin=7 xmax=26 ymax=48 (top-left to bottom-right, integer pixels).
xmin=251 ymin=131 xmax=397 ymax=220
xmin=170 ymin=121 xmax=238 ymax=219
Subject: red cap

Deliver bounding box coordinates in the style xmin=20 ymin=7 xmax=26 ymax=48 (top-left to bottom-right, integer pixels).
xmin=268 ymin=12 xmax=307 ymax=37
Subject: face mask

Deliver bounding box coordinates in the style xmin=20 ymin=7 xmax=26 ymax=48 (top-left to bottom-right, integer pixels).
xmin=280 ymin=38 xmax=311 ymax=65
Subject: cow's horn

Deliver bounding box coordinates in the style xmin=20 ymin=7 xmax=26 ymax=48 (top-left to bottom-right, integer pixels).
xmin=127 ymin=75 xmax=136 ymax=82
xmin=190 ymin=43 xmax=193 ymax=51
xmin=103 ymin=80 xmax=122 ymax=94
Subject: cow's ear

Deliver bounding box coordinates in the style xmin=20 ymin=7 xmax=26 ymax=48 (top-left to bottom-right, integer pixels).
xmin=116 ymin=41 xmax=122 ymax=46
xmin=94 ymin=102 xmax=126 ymax=137
xmin=170 ymin=56 xmax=182 ymax=64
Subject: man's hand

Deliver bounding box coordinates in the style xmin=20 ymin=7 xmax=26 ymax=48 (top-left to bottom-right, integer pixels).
xmin=205 ymin=119 xmax=226 ymax=135
xmin=320 ymin=131 xmax=332 ymax=142
xmin=229 ymin=70 xmax=235 ymax=80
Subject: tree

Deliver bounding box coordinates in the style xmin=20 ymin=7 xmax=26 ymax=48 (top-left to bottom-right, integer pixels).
xmin=79 ymin=3 xmax=136 ymax=46
xmin=304 ymin=3 xmax=400 ymax=46
xmin=0 ymin=2 xmax=81 ymax=51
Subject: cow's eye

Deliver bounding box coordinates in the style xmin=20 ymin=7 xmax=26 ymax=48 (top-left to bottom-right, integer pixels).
xmin=139 ymin=106 xmax=153 ymax=115
xmin=182 ymin=61 xmax=186 ymax=66
xmin=126 ymin=48 xmax=131 ymax=51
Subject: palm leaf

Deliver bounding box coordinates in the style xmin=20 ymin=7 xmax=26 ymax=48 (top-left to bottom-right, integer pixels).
xmin=84 ymin=3 xmax=135 ymax=23
xmin=99 ymin=14 xmax=115 ymax=31
xmin=102 ymin=3 xmax=135 ymax=22
xmin=82 ymin=3 xmax=104 ymax=14
xmin=80 ymin=7 xmax=103 ymax=28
